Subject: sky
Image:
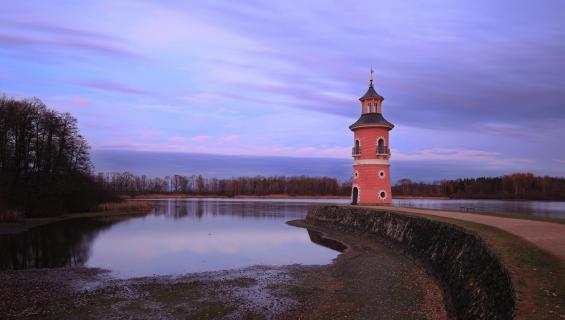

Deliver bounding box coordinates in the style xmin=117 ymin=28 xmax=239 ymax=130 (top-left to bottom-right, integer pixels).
xmin=1 ymin=0 xmax=564 ymax=180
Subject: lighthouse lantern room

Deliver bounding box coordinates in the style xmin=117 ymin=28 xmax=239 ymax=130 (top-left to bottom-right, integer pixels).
xmin=349 ymin=71 xmax=394 ymax=205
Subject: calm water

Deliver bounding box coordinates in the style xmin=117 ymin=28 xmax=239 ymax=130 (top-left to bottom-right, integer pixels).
xmin=2 ymin=198 xmax=563 ymax=278
xmin=0 ymin=200 xmax=342 ymax=278
xmin=392 ymin=199 xmax=565 ymax=219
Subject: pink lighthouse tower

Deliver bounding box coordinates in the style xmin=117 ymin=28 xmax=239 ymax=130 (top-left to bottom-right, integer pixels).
xmin=350 ymin=70 xmax=394 ymax=205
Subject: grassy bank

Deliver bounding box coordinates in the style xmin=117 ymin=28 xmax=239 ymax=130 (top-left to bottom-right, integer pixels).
xmin=381 ymin=208 xmax=564 ymax=320
xmin=390 ymin=205 xmax=565 ymax=225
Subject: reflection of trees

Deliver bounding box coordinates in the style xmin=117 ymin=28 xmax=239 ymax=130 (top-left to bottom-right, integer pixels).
xmin=1 ymin=201 xmax=318 ymax=270
xmin=151 ymin=200 xmax=310 ymax=220
xmin=306 ymin=229 xmax=346 ymax=253
xmin=0 ymin=218 xmax=121 ymax=270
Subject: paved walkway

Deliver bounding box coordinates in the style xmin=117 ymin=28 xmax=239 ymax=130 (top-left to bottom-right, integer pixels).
xmin=368 ymin=205 xmax=565 ymax=262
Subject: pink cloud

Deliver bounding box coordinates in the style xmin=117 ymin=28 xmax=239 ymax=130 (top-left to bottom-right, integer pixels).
xmin=191 ymin=135 xmax=210 ymax=142
xmin=171 ymin=135 xmax=188 ymax=143
xmin=141 ymin=129 xmax=161 ymax=139
xmin=69 ymin=97 xmax=92 ymax=106
xmin=221 ymin=135 xmax=240 ymax=143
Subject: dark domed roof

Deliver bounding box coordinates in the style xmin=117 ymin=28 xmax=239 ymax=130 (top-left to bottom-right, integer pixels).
xmin=359 ymin=80 xmax=383 ymax=101
xmin=349 ymin=113 xmax=394 ymax=131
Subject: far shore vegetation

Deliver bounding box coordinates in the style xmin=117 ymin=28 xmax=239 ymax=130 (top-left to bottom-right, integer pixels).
xmin=1 ymin=95 xmax=564 ymax=222
xmin=392 ymin=173 xmax=565 ymax=201
xmin=97 ymin=171 xmax=565 ymax=202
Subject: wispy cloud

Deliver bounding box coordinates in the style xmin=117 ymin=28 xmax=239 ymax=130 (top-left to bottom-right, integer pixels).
xmin=393 ymin=148 xmax=501 ymax=162
xmin=392 ymin=148 xmax=534 ymax=169
xmin=0 ymin=20 xmax=136 ymax=59
xmin=2 ymin=0 xmax=564 ymax=179
xmin=75 ymin=80 xmax=151 ymax=96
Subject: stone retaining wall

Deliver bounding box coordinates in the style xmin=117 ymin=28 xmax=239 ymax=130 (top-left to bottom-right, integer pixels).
xmin=307 ymin=205 xmax=515 ymax=320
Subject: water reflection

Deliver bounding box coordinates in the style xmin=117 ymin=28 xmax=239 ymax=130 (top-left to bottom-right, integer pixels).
xmin=0 ymin=218 xmax=120 ymax=270
xmin=393 ymin=199 xmax=565 ymax=219
xmin=0 ymin=200 xmax=340 ymax=277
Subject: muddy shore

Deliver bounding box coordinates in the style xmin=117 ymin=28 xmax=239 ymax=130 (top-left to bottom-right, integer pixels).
xmin=0 ymin=220 xmax=447 ymax=320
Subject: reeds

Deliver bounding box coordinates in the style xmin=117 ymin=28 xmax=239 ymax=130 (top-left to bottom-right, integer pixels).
xmin=96 ymin=201 xmax=155 ymax=212
xmin=0 ymin=209 xmax=24 ymax=223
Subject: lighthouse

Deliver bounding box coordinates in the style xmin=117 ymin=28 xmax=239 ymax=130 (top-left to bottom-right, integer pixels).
xmin=349 ymin=71 xmax=394 ymax=205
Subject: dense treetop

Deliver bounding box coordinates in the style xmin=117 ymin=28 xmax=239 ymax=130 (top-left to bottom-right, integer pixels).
xmin=0 ymin=96 xmax=114 ymax=217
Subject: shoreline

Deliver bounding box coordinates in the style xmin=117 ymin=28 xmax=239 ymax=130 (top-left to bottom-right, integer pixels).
xmin=127 ymin=193 xmax=565 ymax=202
xmin=0 ymin=219 xmax=447 ymax=319
xmin=0 ymin=207 xmax=153 ymax=235
xmin=127 ymin=193 xmax=350 ymax=200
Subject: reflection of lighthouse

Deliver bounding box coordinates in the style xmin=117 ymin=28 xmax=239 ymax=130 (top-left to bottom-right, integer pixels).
xmin=350 ymin=71 xmax=394 ymax=205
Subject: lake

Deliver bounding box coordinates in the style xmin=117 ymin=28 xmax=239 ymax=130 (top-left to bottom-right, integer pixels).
xmin=2 ymin=197 xmax=563 ymax=278
xmin=0 ymin=200 xmax=342 ymax=278
xmin=392 ymin=198 xmax=565 ymax=219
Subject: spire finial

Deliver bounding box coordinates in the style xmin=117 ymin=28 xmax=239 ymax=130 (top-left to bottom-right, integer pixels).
xmin=370 ymin=66 xmax=374 ymax=86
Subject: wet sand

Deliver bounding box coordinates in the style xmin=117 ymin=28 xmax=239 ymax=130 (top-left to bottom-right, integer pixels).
xmin=0 ymin=220 xmax=447 ymax=319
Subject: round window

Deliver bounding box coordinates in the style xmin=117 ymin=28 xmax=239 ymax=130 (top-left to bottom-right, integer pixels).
xmin=378 ymin=170 xmax=385 ymax=179
xmin=378 ymin=190 xmax=387 ymax=200
xmin=354 ymin=170 xmax=359 ymax=178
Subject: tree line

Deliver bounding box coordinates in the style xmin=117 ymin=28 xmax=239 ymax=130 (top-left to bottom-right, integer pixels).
xmin=95 ymin=172 xmax=352 ymax=197
xmin=0 ymin=96 xmax=115 ymax=218
xmin=392 ymin=173 xmax=565 ymax=200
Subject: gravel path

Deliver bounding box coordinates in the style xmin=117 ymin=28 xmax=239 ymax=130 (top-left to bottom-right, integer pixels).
xmin=373 ymin=205 xmax=565 ymax=262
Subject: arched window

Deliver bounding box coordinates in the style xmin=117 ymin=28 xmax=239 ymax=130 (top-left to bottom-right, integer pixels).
xmin=352 ymin=186 xmax=359 ymax=205
xmin=353 ymin=139 xmax=361 ymax=155
xmin=377 ymin=138 xmax=385 ymax=154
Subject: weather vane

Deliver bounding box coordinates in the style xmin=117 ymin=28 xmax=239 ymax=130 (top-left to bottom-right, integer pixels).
xmin=370 ymin=66 xmax=374 ymax=83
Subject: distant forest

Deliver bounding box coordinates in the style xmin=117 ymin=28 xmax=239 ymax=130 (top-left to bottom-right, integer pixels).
xmin=0 ymin=96 xmax=115 ymax=218
xmin=2 ymin=96 xmax=565 ymax=221
xmin=98 ymin=172 xmax=565 ymax=201
xmin=96 ymin=172 xmax=352 ymax=197
xmin=392 ymin=173 xmax=565 ymax=201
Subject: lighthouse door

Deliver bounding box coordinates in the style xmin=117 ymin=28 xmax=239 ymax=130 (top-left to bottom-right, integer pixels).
xmin=352 ymin=187 xmax=359 ymax=205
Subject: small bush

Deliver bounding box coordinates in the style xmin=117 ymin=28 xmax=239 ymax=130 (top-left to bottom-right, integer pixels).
xmin=0 ymin=209 xmax=24 ymax=223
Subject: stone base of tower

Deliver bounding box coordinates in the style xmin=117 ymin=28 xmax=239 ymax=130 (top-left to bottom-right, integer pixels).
xmin=351 ymin=164 xmax=392 ymax=206
xmin=355 ymin=201 xmax=392 ymax=206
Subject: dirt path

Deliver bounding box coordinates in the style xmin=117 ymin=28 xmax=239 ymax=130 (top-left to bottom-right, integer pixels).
xmin=371 ymin=205 xmax=565 ymax=262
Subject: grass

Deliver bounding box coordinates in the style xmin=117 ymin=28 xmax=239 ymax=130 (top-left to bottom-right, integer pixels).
xmin=0 ymin=209 xmax=24 ymax=223
xmin=385 ymin=209 xmax=564 ymax=320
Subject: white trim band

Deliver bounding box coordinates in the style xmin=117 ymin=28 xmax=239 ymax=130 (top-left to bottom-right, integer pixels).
xmin=354 ymin=159 xmax=390 ymax=165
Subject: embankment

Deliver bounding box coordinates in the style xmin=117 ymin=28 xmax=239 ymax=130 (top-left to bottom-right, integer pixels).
xmin=307 ymin=205 xmax=515 ymax=320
